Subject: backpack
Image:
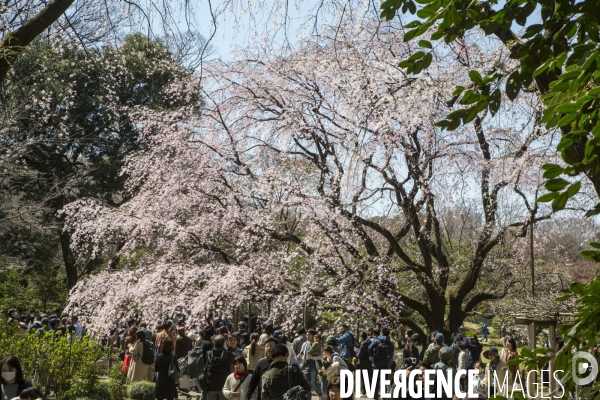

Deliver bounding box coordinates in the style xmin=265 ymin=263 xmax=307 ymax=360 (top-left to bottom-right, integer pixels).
xmin=431 ymin=363 xmax=452 ymax=400
xmin=351 ymin=333 xmax=360 ymax=349
xmin=141 ymin=340 xmax=155 ymax=365
xmin=374 ymin=340 xmax=392 ymax=366
xmin=283 ymin=365 xmax=307 ymax=400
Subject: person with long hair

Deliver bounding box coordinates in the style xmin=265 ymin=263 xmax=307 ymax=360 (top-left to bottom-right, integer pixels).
xmin=155 ymin=339 xmax=177 ymax=400
xmin=124 ymin=326 xmax=138 ymax=349
xmin=243 ymin=333 xmax=264 ymax=372
xmin=501 ymin=338 xmax=518 ymax=385
xmin=258 ymin=324 xmax=273 ymax=346
xmin=1 ymin=356 xmax=31 ymax=400
xmin=127 ymin=330 xmax=149 ymax=382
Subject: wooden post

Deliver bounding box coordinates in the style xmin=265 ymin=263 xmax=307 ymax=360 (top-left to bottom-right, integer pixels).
xmin=233 ymin=307 xmax=239 ymax=330
xmin=267 ymin=299 xmax=271 ymax=319
xmin=530 ymin=218 xmax=535 ymax=297
xmin=548 ymin=323 xmax=556 ymax=398
xmin=528 ymin=322 xmax=537 ymax=399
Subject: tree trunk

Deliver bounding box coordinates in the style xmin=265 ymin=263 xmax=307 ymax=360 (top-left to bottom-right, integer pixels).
xmin=60 ymin=230 xmax=78 ymax=291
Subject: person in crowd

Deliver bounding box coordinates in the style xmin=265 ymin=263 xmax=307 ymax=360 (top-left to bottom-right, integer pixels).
xmin=244 ymin=333 xmax=264 ymax=372
xmin=368 ymin=328 xmax=394 ymax=400
xmin=325 ymin=336 xmax=340 ymax=354
xmin=274 ymin=333 xmax=298 ymax=366
xmin=218 ymin=326 xmax=230 ymax=337
xmin=432 ymin=347 xmax=456 ymax=400
xmin=423 ymin=333 xmax=444 ymax=365
xmin=327 ymin=378 xmax=354 ymax=400
xmin=259 ymin=324 xmax=274 ymax=346
xmin=473 ymin=361 xmax=487 ymax=398
xmin=335 ymin=324 xmax=356 ymax=368
xmin=322 ymin=345 xmax=348 ymax=382
xmin=500 ymin=324 xmax=506 ymax=339
xmin=127 ymin=330 xmax=149 ymax=382
xmin=480 ymin=347 xmax=510 ymax=397
xmin=7 ymin=310 xmax=17 ymax=324
xmin=292 ymin=327 xmax=307 ymax=357
xmin=234 ymin=322 xmax=250 ymax=349
xmin=1 ymin=356 xmax=31 ymax=400
xmin=228 ymin=335 xmax=245 ymax=361
xmin=356 ymin=332 xmax=372 ymax=393
xmin=71 ymin=315 xmax=83 ymax=339
xmin=411 ymin=334 xmax=424 ymax=359
xmin=176 ymin=326 xmax=194 ymax=359
xmin=48 ymin=318 xmax=58 ymax=333
xmin=297 ymin=329 xmax=322 ymax=399
xmin=124 ymin=327 xmax=138 ymax=349
xmin=222 ymin=356 xmax=255 ymax=400
xmin=206 ymin=335 xmax=236 ymax=400
xmin=468 ymin=335 xmax=483 ymax=366
xmin=245 ymin=337 xmax=277 ymax=400
xmin=456 ymin=341 xmax=467 ymax=391
xmin=452 ymin=327 xmax=472 ymax=369
xmin=261 ymin=344 xmax=310 ymax=400
xmin=28 ymin=316 xmax=42 ymax=331
xmin=401 ymin=336 xmax=420 ymax=369
xmin=155 ymin=339 xmax=177 ymax=400
xmin=156 ymin=321 xmax=176 ymax=354
xmin=18 ymin=386 xmax=43 ymax=400
xmin=501 ymin=338 xmax=518 ymax=385
xmin=139 ymin=322 xmax=153 ymax=344
xmin=480 ymin=325 xmax=489 ymax=342
xmin=120 ymin=318 xmax=137 ymax=347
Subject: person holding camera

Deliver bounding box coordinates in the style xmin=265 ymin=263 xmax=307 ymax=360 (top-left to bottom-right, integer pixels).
xmin=401 ymin=336 xmax=420 ymax=369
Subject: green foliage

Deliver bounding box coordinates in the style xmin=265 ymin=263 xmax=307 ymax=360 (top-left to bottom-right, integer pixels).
xmin=504 ymin=277 xmax=600 ymax=399
xmin=126 ymin=381 xmax=155 ymax=400
xmin=63 ymin=380 xmax=111 ymax=400
xmin=382 ymin=0 xmax=600 ymax=214
xmin=0 ymin=321 xmax=103 ymax=398
xmin=491 ymin=315 xmax=512 ymax=333
xmin=106 ymin=365 xmax=128 ymax=400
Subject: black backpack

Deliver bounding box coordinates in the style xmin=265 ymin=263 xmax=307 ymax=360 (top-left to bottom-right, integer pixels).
xmin=374 ymin=340 xmax=392 ymax=366
xmin=141 ymin=340 xmax=155 ymax=365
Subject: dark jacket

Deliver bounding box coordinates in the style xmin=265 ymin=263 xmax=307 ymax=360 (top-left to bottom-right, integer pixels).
xmin=187 ymin=339 xmax=212 ymax=379
xmin=246 ymin=357 xmax=271 ymax=400
xmin=401 ymin=346 xmax=420 ymax=367
xmin=368 ymin=335 xmax=394 ymax=368
xmin=357 ymin=338 xmax=371 ymax=366
xmin=260 ymin=361 xmax=311 ymax=400
xmin=335 ymin=331 xmax=356 ymax=359
xmin=466 ymin=340 xmax=482 ymax=366
xmin=154 ymin=353 xmax=177 ymax=400
xmin=175 ymin=335 xmax=193 ymax=359
xmin=206 ymin=346 xmax=235 ymax=391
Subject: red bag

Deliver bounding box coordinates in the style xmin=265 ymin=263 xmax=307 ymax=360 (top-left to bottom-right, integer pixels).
xmin=122 ymin=354 xmax=132 ymax=374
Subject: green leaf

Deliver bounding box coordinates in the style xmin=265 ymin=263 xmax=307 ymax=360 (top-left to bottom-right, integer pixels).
xmin=447 ymin=109 xmax=467 ymax=119
xmin=404 ymin=29 xmax=419 ymax=42
xmin=447 ymin=118 xmax=461 ymax=130
xmin=570 ymin=282 xmax=585 ymax=295
xmin=469 ymin=70 xmax=483 ymax=84
xmin=542 ymin=163 xmax=564 ymax=179
xmin=555 ymin=103 xmax=581 ymax=113
xmin=589 ymin=242 xmax=600 ymax=249
xmin=533 ymin=59 xmax=552 ymax=78
xmin=421 ymin=52 xmax=433 ymax=69
xmin=489 ymin=88 xmax=501 ymax=116
xmin=452 ymin=86 xmax=464 ymax=96
xmin=418 ymin=40 xmax=432 ymax=49
xmin=552 ymin=192 xmax=568 ymax=211
xmin=537 ymin=192 xmax=558 ymax=202
xmin=557 ymin=112 xmax=578 ymax=127
xmin=408 ymin=51 xmax=425 ymax=61
xmin=545 ymin=178 xmax=570 ymax=191
xmin=555 ymin=294 xmax=572 ymax=302
xmin=506 ymin=71 xmax=521 ymax=100
xmin=566 ymin=181 xmax=581 ymax=198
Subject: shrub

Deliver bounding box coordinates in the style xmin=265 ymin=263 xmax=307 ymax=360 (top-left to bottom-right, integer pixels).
xmin=63 ymin=380 xmax=111 ymax=400
xmin=107 ymin=365 xmax=127 ymax=400
xmin=127 ymin=381 xmax=155 ymax=400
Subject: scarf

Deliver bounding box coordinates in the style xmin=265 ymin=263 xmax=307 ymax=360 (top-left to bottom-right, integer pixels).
xmin=234 ymin=369 xmax=250 ymax=380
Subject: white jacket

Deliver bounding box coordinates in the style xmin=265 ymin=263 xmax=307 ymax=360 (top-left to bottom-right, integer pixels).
xmin=222 ymin=372 xmax=256 ymax=400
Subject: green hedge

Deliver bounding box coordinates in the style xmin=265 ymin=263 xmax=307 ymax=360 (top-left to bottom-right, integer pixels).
xmin=126 ymin=381 xmax=155 ymax=400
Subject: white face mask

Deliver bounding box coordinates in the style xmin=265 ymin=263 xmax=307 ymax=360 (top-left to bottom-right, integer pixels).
xmin=2 ymin=371 xmax=16 ymax=381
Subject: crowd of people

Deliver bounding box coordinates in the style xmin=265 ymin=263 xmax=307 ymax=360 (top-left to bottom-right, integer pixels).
xmin=106 ymin=316 xmax=529 ymax=400
xmin=4 ymin=308 xmax=578 ymax=400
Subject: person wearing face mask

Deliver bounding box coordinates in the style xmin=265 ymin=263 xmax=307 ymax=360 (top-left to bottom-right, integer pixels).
xmin=1 ymin=356 xmax=31 ymax=400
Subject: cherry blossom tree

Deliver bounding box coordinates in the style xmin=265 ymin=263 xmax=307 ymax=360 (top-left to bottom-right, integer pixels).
xmin=63 ymin=17 xmax=569 ymax=337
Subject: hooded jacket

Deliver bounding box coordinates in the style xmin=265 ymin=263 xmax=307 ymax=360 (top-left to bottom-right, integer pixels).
xmin=187 ymin=339 xmax=213 ymax=379
xmin=206 ymin=346 xmax=236 ymax=391
xmin=335 ymin=331 xmax=356 ymax=359
xmin=368 ymin=335 xmax=394 ymax=368
xmin=260 ymin=360 xmax=311 ymax=400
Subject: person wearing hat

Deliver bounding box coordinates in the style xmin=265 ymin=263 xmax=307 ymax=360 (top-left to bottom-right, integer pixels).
xmin=423 ymin=333 xmax=445 ymax=365
xmin=480 ymin=346 xmax=510 ymax=396
xmin=432 ymin=347 xmax=456 ymax=400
